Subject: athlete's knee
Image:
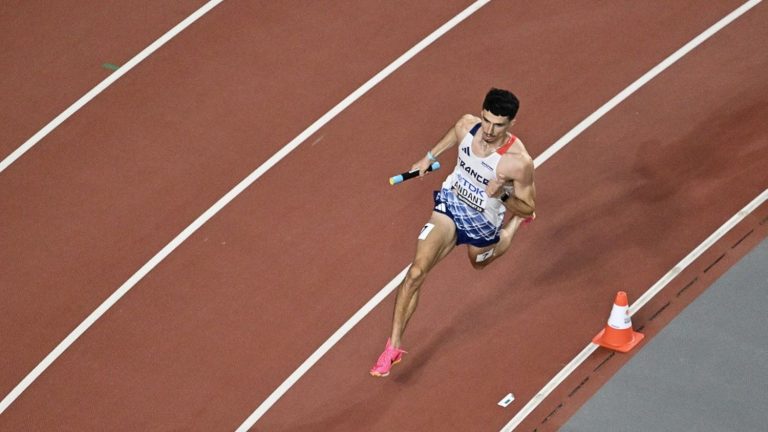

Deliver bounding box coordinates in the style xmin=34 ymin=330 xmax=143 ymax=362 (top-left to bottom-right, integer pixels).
xmin=406 ymin=263 xmax=428 ymax=285
xmin=499 ymin=227 xmax=512 ymax=242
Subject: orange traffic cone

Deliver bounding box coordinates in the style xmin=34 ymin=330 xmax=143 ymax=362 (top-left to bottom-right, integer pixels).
xmin=592 ymin=291 xmax=644 ymax=352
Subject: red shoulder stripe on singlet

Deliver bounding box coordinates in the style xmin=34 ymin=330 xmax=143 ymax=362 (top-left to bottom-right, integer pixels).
xmin=496 ymin=135 xmax=516 ymax=155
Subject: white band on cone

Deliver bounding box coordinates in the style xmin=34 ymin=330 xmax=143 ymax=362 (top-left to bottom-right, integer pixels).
xmin=607 ymin=304 xmax=632 ymax=330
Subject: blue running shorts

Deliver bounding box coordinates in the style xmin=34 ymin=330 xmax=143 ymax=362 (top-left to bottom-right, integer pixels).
xmin=433 ymin=188 xmax=501 ymax=247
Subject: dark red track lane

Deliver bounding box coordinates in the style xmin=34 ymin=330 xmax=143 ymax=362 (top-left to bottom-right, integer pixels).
xmin=0 ymin=0 xmax=473 ymax=406
xmin=0 ymin=0 xmax=207 ymax=158
xmin=1 ymin=1 xmax=765 ymax=431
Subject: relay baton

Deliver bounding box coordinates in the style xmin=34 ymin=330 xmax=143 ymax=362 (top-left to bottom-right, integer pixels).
xmin=389 ymin=161 xmax=441 ymax=185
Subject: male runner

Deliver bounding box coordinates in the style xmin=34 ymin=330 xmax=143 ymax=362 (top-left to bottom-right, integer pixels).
xmin=370 ymin=88 xmax=536 ymax=377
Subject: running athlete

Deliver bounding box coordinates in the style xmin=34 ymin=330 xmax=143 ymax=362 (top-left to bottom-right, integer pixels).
xmin=370 ymin=88 xmax=536 ymax=377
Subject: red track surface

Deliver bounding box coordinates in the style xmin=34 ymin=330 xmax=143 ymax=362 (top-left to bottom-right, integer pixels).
xmin=1 ymin=1 xmax=766 ymax=431
xmin=0 ymin=0 xmax=208 ymax=157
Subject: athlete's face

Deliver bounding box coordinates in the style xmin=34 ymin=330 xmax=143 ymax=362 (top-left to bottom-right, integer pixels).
xmin=480 ymin=110 xmax=514 ymax=144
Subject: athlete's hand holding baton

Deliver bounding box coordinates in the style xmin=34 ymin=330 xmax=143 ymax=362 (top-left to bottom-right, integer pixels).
xmin=389 ymin=161 xmax=441 ymax=185
xmin=389 ymin=151 xmax=441 ymax=185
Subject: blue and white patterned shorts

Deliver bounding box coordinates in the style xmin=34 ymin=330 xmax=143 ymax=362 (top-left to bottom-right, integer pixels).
xmin=433 ymin=188 xmax=501 ymax=247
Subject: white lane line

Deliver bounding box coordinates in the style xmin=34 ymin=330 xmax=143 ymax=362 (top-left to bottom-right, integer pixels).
xmin=0 ymin=0 xmax=492 ymax=418
xmin=234 ymin=267 xmax=410 ymax=431
xmin=235 ymin=0 xmax=765 ymax=430
xmin=501 ymin=1 xmax=764 ymax=429
xmin=501 ymin=188 xmax=767 ymax=432
xmin=536 ymin=0 xmax=763 ymax=167
xmin=233 ymin=1 xmax=492 ymax=430
xmin=629 ymin=190 xmax=768 ymax=316
xmin=0 ymin=0 xmax=225 ymax=174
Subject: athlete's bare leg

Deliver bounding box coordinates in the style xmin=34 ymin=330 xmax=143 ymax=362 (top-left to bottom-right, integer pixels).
xmin=390 ymin=212 xmax=457 ymax=348
xmin=466 ymin=214 xmax=527 ymax=269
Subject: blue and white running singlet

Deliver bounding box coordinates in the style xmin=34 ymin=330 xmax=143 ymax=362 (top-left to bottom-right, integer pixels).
xmin=433 ymin=123 xmax=516 ymax=247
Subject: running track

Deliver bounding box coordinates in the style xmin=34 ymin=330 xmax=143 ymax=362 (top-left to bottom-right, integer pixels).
xmin=1 ymin=1 xmax=766 ymax=430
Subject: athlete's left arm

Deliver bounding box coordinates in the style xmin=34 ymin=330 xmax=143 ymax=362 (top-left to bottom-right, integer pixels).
xmin=493 ymin=153 xmax=536 ymax=217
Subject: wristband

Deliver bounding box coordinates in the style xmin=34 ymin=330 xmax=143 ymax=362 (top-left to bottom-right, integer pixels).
xmin=427 ymin=151 xmax=437 ymax=162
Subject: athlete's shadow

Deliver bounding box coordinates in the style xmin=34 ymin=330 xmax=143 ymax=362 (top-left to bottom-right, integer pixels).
xmin=392 ymin=263 xmax=527 ymax=384
xmin=277 ymin=396 xmax=387 ymax=432
xmin=392 ymin=322 xmax=459 ymax=384
xmin=534 ymin=95 xmax=768 ymax=287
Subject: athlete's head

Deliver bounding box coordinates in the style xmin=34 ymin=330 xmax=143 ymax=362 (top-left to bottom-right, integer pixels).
xmin=480 ymin=88 xmax=519 ymax=144
xmin=482 ymin=88 xmax=519 ymax=120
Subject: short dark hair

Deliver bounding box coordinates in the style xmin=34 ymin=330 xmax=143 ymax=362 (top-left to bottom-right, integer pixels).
xmin=482 ymin=88 xmax=519 ymax=120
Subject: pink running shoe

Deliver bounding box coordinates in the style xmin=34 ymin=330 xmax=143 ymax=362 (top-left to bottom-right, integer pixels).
xmin=370 ymin=338 xmax=406 ymax=377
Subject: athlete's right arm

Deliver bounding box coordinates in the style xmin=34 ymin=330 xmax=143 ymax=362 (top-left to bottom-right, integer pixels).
xmin=412 ymin=114 xmax=477 ymax=175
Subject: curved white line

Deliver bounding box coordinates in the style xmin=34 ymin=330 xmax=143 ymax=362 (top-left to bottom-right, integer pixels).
xmin=0 ymin=0 xmax=225 ymax=174
xmin=0 ymin=0 xmax=492 ymax=420
xmin=501 ymin=3 xmax=764 ymax=429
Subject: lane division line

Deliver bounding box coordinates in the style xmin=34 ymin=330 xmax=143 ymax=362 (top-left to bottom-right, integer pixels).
xmin=237 ymin=0 xmax=764 ymax=430
xmin=0 ymin=0 xmax=491 ymax=417
xmin=234 ymin=1 xmax=492 ymax=428
xmin=0 ymin=0 xmax=225 ymax=174
xmin=500 ymin=188 xmax=767 ymax=431
xmin=500 ymin=1 xmax=764 ymax=429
